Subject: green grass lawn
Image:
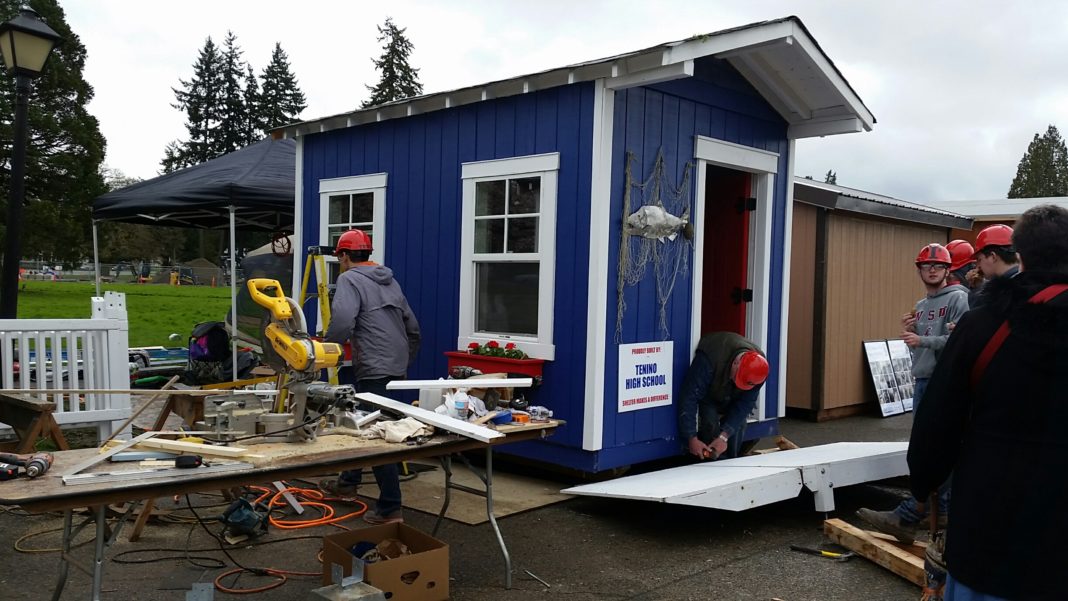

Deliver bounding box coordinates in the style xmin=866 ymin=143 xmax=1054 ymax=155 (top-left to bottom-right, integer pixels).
xmin=16 ymin=281 xmax=232 ymax=347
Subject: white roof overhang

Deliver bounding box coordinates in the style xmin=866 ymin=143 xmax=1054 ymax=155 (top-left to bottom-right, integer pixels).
xmin=275 ymin=16 xmax=874 ymax=141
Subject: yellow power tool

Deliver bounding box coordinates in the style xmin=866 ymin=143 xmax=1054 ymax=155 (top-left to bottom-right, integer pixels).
xmin=248 ymin=278 xmax=343 ymax=375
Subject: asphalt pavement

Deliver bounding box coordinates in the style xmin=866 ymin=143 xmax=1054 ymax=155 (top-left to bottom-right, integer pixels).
xmin=0 ymin=412 xmax=920 ymax=600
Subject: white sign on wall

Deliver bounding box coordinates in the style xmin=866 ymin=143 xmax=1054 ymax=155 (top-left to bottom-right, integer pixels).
xmin=618 ymin=341 xmax=673 ymax=413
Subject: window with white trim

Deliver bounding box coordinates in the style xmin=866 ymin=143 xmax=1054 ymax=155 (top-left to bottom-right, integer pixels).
xmin=460 ymin=154 xmax=558 ymax=360
xmin=318 ymin=173 xmax=387 ymax=280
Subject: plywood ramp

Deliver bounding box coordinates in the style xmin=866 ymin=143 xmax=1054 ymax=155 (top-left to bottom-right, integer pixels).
xmin=563 ymin=442 xmax=908 ymax=512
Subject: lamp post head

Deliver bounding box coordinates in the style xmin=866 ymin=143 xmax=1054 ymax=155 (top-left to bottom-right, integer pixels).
xmin=0 ymin=6 xmax=61 ymax=77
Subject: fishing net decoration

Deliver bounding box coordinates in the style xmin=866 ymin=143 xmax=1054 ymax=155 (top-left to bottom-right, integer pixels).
xmin=615 ymin=148 xmax=694 ymax=342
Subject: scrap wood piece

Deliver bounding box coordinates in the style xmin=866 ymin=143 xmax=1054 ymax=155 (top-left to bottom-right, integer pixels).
xmin=353 ymin=392 xmax=504 ymax=443
xmin=132 ymin=438 xmax=249 ymax=457
xmin=823 ymin=518 xmax=924 ymax=586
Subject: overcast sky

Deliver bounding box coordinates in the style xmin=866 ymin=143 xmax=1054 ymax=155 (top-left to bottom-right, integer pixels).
xmin=63 ymin=0 xmax=1068 ymax=203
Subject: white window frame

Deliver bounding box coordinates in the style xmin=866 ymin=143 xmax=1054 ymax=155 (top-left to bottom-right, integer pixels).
xmin=318 ymin=173 xmax=388 ymax=267
xmin=459 ymin=153 xmax=559 ymax=360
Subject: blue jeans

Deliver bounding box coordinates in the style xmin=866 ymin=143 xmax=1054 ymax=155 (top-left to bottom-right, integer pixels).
xmin=338 ymin=374 xmax=403 ymax=517
xmin=898 ymin=377 xmax=951 ymax=521
xmin=946 ymin=574 xmax=1009 ymax=601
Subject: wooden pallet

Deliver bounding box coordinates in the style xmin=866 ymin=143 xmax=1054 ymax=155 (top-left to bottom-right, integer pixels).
xmin=823 ymin=518 xmax=926 ymax=586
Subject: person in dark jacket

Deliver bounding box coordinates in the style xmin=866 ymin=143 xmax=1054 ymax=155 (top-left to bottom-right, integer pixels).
xmin=321 ymin=229 xmax=421 ymax=525
xmin=908 ymin=204 xmax=1068 ymax=601
xmin=969 ymin=224 xmax=1020 ymax=310
xmin=677 ymin=332 xmax=769 ymax=460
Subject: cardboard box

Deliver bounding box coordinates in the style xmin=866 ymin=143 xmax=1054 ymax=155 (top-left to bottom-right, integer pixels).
xmin=322 ymin=523 xmax=449 ymax=601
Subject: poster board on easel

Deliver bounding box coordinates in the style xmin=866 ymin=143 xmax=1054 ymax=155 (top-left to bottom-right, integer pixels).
xmin=864 ymin=340 xmax=905 ymax=417
xmin=887 ymin=339 xmax=915 ymax=412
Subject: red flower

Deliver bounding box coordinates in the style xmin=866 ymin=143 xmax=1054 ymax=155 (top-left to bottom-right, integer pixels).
xmin=505 ymin=342 xmax=516 ymax=350
xmin=468 ymin=342 xmax=480 ymax=349
xmin=487 ymin=340 xmax=500 ymax=348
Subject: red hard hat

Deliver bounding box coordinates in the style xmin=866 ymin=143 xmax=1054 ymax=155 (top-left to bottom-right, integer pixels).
xmin=733 ymin=350 xmax=769 ymax=391
xmin=334 ymin=229 xmax=373 ymax=255
xmin=945 ymin=240 xmax=975 ymax=271
xmin=915 ymin=243 xmax=952 ymax=266
xmin=973 ymin=224 xmax=1014 ymax=257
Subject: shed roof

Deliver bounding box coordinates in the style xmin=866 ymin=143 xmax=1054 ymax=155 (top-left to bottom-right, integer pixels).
xmin=794 ymin=178 xmax=972 ymax=229
xmin=916 ymin=197 xmax=1068 ymax=221
xmin=276 ymin=16 xmax=874 ymax=141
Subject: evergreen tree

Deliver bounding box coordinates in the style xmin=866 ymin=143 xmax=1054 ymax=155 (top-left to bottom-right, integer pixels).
xmin=362 ymin=17 xmax=423 ymax=108
xmin=0 ymin=0 xmax=107 ymax=268
xmin=164 ymin=36 xmax=223 ymax=172
xmin=259 ymin=43 xmax=306 ymax=130
xmin=824 ymin=170 xmax=837 ymax=185
xmin=216 ymin=31 xmax=248 ymax=154
xmin=1008 ymin=125 xmax=1068 ymax=198
xmin=241 ymin=64 xmax=263 ymax=142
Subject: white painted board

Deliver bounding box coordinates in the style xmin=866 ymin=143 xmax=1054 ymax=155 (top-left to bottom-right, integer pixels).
xmin=386 ymin=378 xmax=533 ymax=390
xmin=353 ymin=392 xmax=504 ymax=443
xmin=561 ymin=442 xmax=910 ymax=513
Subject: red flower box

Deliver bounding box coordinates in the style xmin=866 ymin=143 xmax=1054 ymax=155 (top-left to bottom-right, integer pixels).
xmin=444 ymin=351 xmax=545 ymax=378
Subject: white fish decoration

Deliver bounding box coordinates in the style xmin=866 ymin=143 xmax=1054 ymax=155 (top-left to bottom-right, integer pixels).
xmin=625 ymin=204 xmax=692 ymax=241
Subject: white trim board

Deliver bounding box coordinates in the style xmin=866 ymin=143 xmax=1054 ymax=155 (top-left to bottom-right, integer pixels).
xmin=353 ymin=392 xmax=504 ymax=443
xmin=562 ymin=442 xmax=908 ymax=512
xmin=582 ymin=79 xmax=615 ymax=452
xmin=386 ymin=378 xmax=534 ymax=389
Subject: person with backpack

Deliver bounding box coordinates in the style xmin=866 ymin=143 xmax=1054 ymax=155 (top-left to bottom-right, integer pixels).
xmin=320 ymin=229 xmax=421 ymax=525
xmin=907 ymin=205 xmax=1068 ymax=601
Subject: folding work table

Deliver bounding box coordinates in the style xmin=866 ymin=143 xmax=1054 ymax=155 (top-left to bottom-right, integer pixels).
xmin=0 ymin=421 xmax=558 ymax=601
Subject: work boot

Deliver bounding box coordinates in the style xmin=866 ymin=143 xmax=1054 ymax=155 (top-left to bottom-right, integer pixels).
xmin=319 ymin=477 xmax=358 ymax=497
xmin=856 ymin=508 xmax=919 ymax=544
xmin=363 ymin=509 xmax=404 ymax=525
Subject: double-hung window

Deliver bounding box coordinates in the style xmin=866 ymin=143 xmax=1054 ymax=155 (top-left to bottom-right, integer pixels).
xmin=459 ymin=154 xmax=558 ymax=360
xmin=318 ymin=173 xmax=387 ymax=281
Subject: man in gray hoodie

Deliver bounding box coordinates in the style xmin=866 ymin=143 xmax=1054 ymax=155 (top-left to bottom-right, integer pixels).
xmin=321 ymin=229 xmax=421 ymax=525
xmin=858 ymin=243 xmax=968 ymax=543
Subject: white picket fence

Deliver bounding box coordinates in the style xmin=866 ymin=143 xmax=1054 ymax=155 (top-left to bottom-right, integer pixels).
xmin=0 ymin=291 xmax=132 ymax=442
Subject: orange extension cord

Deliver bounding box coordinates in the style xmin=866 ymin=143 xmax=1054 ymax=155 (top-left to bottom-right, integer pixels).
xmin=213 ymin=484 xmax=368 ymax=595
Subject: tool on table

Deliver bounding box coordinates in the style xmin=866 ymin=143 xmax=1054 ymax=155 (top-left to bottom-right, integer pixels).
xmin=248 ymin=277 xmax=358 ymax=442
xmin=789 ymin=544 xmax=855 ymax=562
xmin=175 ymin=455 xmax=204 ymax=469
xmin=0 ymin=451 xmax=54 ymax=478
xmin=0 ymin=463 xmax=19 ymax=480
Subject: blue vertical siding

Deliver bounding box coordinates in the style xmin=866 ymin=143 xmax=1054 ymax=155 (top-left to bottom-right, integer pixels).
xmin=298 ymin=57 xmax=794 ymax=473
xmin=299 ymin=83 xmax=596 ymax=453
xmin=600 ymin=58 xmax=789 ymax=466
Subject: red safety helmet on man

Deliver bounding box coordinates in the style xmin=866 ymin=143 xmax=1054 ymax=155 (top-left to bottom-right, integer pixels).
xmin=915 ymin=243 xmax=952 ymax=266
xmin=732 ymin=350 xmax=769 ymax=390
xmin=972 ymin=224 xmax=1014 ymax=257
xmin=945 ymin=240 xmax=975 ymax=271
xmin=334 ymin=229 xmax=373 ymax=255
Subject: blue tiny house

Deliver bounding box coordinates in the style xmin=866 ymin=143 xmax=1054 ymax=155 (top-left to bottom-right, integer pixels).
xmin=278 ymin=17 xmax=874 ymax=473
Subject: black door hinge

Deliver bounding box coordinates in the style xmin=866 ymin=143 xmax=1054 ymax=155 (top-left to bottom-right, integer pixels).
xmin=735 ymin=197 xmax=757 ymax=214
xmin=731 ymin=287 xmax=754 ymax=304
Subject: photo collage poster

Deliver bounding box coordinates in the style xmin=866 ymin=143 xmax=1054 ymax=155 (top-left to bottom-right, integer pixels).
xmin=863 ymin=340 xmax=904 ymax=417
xmin=887 ymin=339 xmax=915 ymax=412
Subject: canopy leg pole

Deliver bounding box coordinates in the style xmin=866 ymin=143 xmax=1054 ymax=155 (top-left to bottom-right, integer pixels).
xmin=229 ymin=206 xmax=239 ymax=382
xmin=92 ymin=220 xmax=101 ymax=298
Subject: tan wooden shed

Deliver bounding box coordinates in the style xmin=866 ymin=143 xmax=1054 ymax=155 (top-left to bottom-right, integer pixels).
xmin=919 ymin=197 xmax=1068 ymax=242
xmin=786 ymin=179 xmax=972 ymax=420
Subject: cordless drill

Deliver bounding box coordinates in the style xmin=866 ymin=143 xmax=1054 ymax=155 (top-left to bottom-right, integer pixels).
xmin=0 ymin=452 xmax=54 ymax=478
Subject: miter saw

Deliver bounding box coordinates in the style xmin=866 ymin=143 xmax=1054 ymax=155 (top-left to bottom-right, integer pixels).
xmin=246 ymin=278 xmax=358 ymax=442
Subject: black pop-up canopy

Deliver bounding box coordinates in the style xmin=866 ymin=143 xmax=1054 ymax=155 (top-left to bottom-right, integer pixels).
xmin=93 ymin=137 xmax=295 ymax=230
xmin=91 ymin=137 xmax=296 ymax=380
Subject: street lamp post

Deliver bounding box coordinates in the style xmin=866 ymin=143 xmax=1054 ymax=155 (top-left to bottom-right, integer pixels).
xmin=0 ymin=6 xmax=61 ymax=318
